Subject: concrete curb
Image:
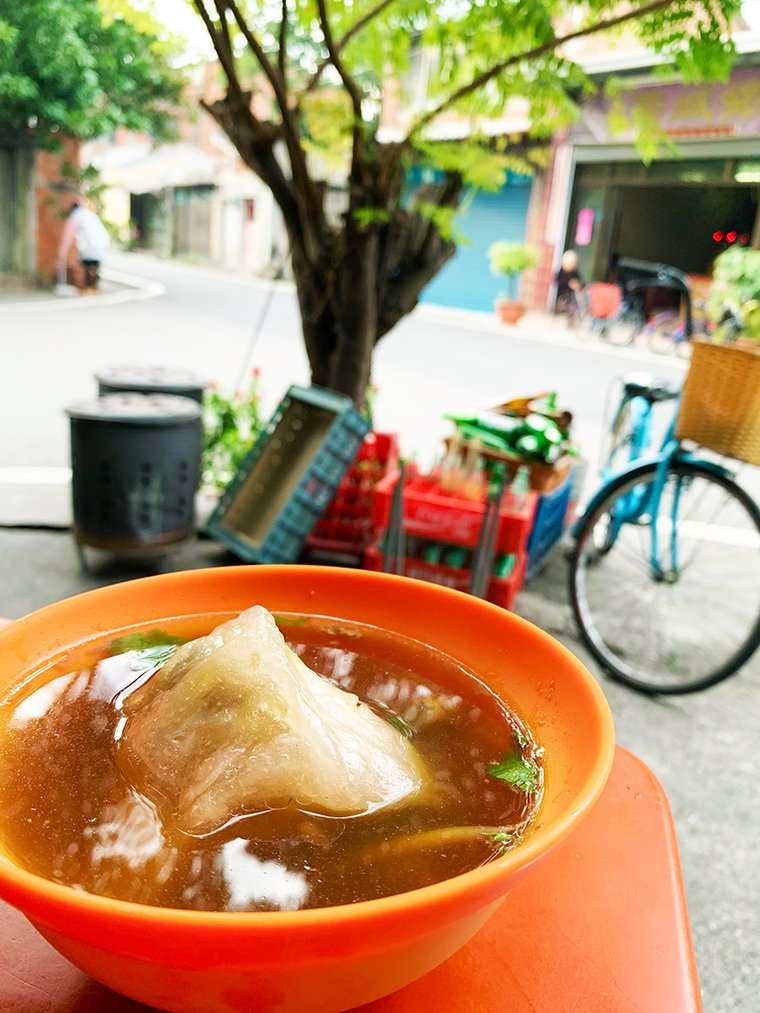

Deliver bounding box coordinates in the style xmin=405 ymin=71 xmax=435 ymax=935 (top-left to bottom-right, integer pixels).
xmin=1 ymin=267 xmax=165 ymax=313
xmin=413 ymin=303 xmax=691 ymax=369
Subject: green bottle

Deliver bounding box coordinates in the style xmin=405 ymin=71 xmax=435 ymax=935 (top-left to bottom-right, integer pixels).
xmin=494 ymin=553 xmax=516 ymax=577
xmin=443 ymin=546 xmax=469 ymax=569
xmin=423 ymin=541 xmax=444 ymax=564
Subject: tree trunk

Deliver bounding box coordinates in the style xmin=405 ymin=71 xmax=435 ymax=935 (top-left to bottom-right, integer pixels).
xmin=290 ymin=207 xmax=460 ymax=406
xmin=290 ymin=213 xmax=381 ymax=406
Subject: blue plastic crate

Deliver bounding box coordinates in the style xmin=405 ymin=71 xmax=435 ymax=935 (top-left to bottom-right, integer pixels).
xmin=526 ymin=476 xmax=572 ymax=578
xmin=206 ymin=385 xmax=370 ymax=563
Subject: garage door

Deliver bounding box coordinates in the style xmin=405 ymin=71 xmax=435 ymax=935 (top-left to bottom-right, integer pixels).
xmin=421 ymin=178 xmax=533 ymax=311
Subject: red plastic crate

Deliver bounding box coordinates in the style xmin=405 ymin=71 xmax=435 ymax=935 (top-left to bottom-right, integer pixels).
xmin=303 ymin=432 xmax=400 ymax=561
xmin=364 ymin=536 xmax=527 ymax=611
xmin=372 ymin=469 xmax=538 ymax=555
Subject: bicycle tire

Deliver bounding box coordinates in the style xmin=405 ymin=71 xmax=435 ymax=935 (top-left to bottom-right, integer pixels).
xmin=647 ymin=312 xmax=681 ymax=355
xmin=568 ymin=460 xmax=760 ymax=694
xmin=676 ymin=332 xmax=700 ymax=359
xmin=606 ymin=306 xmax=646 ymax=347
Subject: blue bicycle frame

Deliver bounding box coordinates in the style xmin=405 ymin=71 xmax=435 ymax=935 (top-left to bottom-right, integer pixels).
xmin=579 ymin=403 xmax=736 ymax=581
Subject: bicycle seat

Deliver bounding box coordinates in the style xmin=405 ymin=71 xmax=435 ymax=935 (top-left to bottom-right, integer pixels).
xmin=622 ymin=373 xmax=679 ymax=403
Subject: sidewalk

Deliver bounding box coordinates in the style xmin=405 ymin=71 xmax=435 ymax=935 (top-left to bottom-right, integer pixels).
xmin=0 ymin=266 xmax=164 ymax=311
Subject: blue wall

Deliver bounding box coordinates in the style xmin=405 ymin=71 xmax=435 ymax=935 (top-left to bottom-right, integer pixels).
xmin=420 ymin=180 xmax=533 ymax=311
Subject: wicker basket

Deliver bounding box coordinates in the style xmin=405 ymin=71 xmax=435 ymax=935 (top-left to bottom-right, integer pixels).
xmin=676 ymin=340 xmax=760 ymax=465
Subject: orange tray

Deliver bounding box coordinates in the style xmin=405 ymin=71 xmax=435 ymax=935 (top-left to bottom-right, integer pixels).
xmin=0 ymin=748 xmax=701 ymax=1012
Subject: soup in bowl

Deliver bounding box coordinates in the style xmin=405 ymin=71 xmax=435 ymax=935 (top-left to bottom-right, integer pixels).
xmin=0 ymin=565 xmax=614 ymax=1012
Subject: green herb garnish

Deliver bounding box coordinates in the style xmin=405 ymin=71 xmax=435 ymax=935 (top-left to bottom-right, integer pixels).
xmin=128 ymin=644 xmax=181 ymax=671
xmin=487 ymin=751 xmax=540 ymax=793
xmin=110 ymin=630 xmax=186 ymax=654
xmin=490 ymin=831 xmax=516 ymax=844
xmin=385 ymin=713 xmax=415 ymax=738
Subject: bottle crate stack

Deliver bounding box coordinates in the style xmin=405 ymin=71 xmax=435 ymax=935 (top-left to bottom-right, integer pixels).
xmin=301 ymin=431 xmax=400 ymax=565
xmin=366 ymin=466 xmax=539 ymax=610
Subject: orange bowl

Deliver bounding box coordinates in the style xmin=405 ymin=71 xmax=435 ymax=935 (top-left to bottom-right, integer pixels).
xmin=0 ymin=565 xmax=614 ymax=1012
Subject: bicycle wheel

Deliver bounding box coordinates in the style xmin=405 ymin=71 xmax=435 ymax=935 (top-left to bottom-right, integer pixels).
xmin=647 ymin=312 xmax=681 ymax=355
xmin=606 ymin=305 xmax=646 ymax=346
xmin=568 ymin=461 xmax=760 ymax=693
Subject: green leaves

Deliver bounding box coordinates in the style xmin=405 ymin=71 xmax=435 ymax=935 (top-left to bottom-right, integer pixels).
xmin=0 ymin=0 xmax=182 ymax=143
xmin=127 ymin=645 xmax=182 ymax=672
xmin=488 ymin=750 xmax=540 ymax=793
xmin=202 ymin=372 xmax=265 ymax=492
xmin=108 ymin=632 xmax=185 ymax=674
xmin=110 ymin=631 xmax=187 ymax=654
xmin=385 ymin=713 xmax=415 ymax=739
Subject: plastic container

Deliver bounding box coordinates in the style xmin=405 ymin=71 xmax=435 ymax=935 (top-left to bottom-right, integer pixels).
xmin=206 ymin=385 xmax=370 ymax=563
xmin=526 ymin=476 xmax=573 ymax=578
xmin=373 ymin=468 xmax=537 ymax=555
xmin=303 ymin=432 xmax=399 ymax=563
xmin=364 ymin=536 xmax=527 ymax=611
xmin=66 ymin=393 xmax=203 ymax=552
xmin=95 ymin=365 xmax=207 ymax=403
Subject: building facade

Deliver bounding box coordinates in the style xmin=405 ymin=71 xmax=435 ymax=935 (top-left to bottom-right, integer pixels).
xmin=0 ymin=135 xmax=80 ymax=286
xmin=525 ymin=48 xmax=760 ymax=311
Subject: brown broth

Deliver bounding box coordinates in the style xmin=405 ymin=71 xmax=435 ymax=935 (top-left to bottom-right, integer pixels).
xmin=0 ymin=614 xmax=543 ymax=911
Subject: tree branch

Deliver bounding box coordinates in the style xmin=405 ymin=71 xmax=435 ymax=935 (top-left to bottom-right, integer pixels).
xmin=191 ymin=0 xmax=241 ymax=95
xmin=376 ymin=174 xmax=463 ymax=338
xmin=408 ymin=0 xmax=679 ymax=138
xmin=212 ymin=0 xmax=234 ymax=61
xmin=223 ymin=0 xmax=289 ymax=112
xmin=279 ymin=0 xmax=288 ymax=82
xmin=304 ymin=0 xmax=398 ymax=94
xmin=218 ymin=0 xmax=325 ymax=258
xmin=202 ymin=93 xmax=300 ymax=231
xmin=314 ymin=0 xmax=364 ymax=172
xmin=315 ymin=0 xmax=364 ymax=122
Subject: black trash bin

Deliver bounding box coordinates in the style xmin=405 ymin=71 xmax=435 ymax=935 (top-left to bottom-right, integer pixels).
xmin=66 ymin=393 xmax=203 ymax=554
xmin=94 ymin=365 xmax=207 ymax=403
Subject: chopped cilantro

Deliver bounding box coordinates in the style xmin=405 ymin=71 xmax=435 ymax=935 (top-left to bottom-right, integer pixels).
xmin=128 ymin=644 xmax=181 ymax=671
xmin=487 ymin=751 xmax=539 ymax=793
xmin=110 ymin=630 xmax=186 ymax=654
xmin=490 ymin=831 xmax=515 ymax=844
xmin=385 ymin=713 xmax=415 ymax=738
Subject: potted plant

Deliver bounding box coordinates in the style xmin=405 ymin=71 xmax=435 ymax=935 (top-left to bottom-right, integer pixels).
xmin=707 ymin=247 xmax=760 ymax=351
xmin=487 ymin=241 xmax=541 ymax=324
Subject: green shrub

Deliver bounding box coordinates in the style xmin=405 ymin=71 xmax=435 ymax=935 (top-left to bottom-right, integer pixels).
xmin=487 ymin=242 xmax=541 ymax=300
xmin=202 ymin=370 xmax=265 ymax=492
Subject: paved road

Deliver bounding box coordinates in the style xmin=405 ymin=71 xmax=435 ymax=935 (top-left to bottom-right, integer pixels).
xmin=1 ymin=253 xmax=758 ymax=1011
xmin=1 ymin=250 xmax=688 ymax=476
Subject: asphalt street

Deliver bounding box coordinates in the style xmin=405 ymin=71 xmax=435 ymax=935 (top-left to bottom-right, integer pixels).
xmin=1 ymin=253 xmax=758 ymax=1011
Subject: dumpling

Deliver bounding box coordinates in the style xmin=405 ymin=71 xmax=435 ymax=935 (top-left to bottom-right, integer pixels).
xmin=118 ymin=606 xmax=427 ymax=835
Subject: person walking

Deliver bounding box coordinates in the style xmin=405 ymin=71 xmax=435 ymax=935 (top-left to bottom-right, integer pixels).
xmin=58 ymin=200 xmax=111 ymax=294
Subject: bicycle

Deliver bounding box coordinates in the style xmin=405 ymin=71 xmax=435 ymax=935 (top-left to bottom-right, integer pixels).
xmin=567 ymin=372 xmax=760 ymax=694
xmin=646 ymin=299 xmax=710 ymax=358
xmin=581 ymin=282 xmax=647 ymax=347
xmin=581 ymin=258 xmax=694 ymax=349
